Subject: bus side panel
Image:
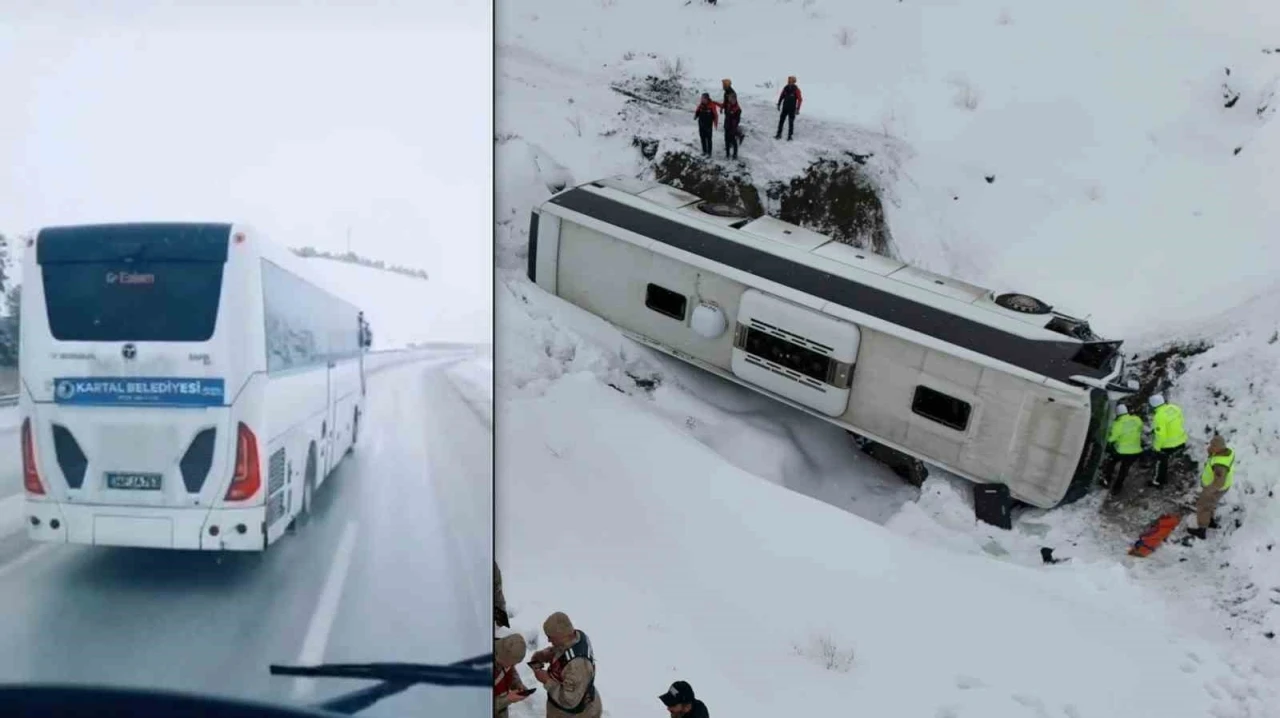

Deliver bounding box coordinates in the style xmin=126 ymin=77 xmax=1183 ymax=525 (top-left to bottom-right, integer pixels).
xmin=555 ymin=219 xmax=745 ymax=370
xmin=325 ymin=355 xmax=363 ymax=482
xmin=261 ymin=369 xmax=329 ymax=522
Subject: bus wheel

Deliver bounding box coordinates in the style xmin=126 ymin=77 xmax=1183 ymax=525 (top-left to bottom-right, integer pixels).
xmin=347 ymin=410 xmax=360 ymax=456
xmin=300 ymin=445 xmax=317 ymax=525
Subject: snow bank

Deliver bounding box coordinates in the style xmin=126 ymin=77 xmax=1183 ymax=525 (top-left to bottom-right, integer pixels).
xmin=497 ymin=374 xmax=1267 ymax=718
xmin=446 ymin=353 xmax=494 ymax=428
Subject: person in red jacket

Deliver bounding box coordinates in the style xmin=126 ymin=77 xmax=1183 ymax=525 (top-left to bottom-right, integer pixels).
xmin=694 ymin=93 xmax=719 ymax=157
xmin=722 ymin=95 xmax=742 ymax=159
xmin=776 ymin=75 xmax=802 ymax=141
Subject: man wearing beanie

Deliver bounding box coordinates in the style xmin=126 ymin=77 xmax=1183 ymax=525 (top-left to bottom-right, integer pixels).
xmin=659 ymin=680 xmax=709 ymax=717
xmin=495 ymin=634 xmax=532 ymax=718
xmin=528 ymin=612 xmax=602 ymax=718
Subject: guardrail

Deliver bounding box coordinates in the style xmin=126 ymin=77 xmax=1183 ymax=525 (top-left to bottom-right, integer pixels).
xmin=0 ymin=344 xmax=486 ymax=410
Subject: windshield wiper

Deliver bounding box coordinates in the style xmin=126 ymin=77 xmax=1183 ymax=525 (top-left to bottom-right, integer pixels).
xmin=270 ymin=653 xmax=491 ymax=715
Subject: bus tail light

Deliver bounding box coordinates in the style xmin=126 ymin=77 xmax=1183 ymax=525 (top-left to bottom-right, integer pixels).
xmin=22 ymin=419 xmax=45 ymax=495
xmin=225 ymin=423 xmax=261 ymax=501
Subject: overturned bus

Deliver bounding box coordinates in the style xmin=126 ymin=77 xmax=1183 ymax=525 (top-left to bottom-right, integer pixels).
xmin=525 ymin=176 xmax=1134 ymax=509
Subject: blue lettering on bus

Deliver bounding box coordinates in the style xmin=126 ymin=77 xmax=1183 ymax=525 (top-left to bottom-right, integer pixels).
xmin=52 ymin=377 xmax=225 ymax=407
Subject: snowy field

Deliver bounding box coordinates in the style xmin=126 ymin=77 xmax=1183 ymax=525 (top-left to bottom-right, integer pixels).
xmin=496 ymin=0 xmax=1280 ymax=715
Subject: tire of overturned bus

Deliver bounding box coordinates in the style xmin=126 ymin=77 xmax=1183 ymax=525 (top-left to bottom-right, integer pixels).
xmin=994 ymin=292 xmax=1052 ymax=315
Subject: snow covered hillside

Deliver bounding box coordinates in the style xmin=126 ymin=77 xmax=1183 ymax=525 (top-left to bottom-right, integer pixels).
xmin=497 ymin=0 xmax=1280 ymax=715
xmin=304 ymin=256 xmax=486 ymax=347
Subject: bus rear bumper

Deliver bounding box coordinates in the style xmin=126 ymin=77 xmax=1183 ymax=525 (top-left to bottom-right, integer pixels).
xmin=24 ymin=500 xmax=266 ymax=551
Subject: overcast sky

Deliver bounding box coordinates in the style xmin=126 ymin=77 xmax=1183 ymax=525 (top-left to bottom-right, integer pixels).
xmin=0 ymin=0 xmax=492 ymax=342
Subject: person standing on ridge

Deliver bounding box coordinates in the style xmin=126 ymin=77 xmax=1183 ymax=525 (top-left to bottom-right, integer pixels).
xmin=659 ymin=680 xmax=710 ymax=717
xmin=528 ymin=612 xmax=602 ymax=718
xmin=722 ymin=95 xmax=742 ymax=160
xmin=721 ymin=78 xmax=736 ymax=107
xmin=694 ymin=93 xmax=719 ymax=157
xmin=1188 ymin=434 xmax=1236 ymax=540
xmin=775 ymin=75 xmax=802 ymax=140
xmin=1103 ymin=403 xmax=1144 ymax=495
xmin=495 ymin=634 xmax=531 ymax=718
xmin=1148 ymin=394 xmax=1188 ymax=488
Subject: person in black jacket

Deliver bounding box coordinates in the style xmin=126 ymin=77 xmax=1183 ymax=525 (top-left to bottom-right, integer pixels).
xmin=659 ymin=681 xmax=709 ymax=717
xmin=776 ymin=75 xmax=802 ymax=140
xmin=722 ymin=95 xmax=742 ymax=159
xmin=693 ymin=93 xmax=719 ymax=157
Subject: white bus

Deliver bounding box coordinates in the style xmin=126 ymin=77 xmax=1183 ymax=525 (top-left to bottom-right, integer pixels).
xmin=527 ymin=177 xmax=1136 ymax=509
xmin=18 ymin=222 xmax=371 ymax=551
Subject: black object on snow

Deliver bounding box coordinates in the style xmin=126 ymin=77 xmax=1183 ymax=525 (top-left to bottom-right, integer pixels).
xmin=974 ymin=483 xmax=1012 ymax=530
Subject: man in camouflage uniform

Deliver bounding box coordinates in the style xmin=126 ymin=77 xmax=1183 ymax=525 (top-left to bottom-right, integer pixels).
xmin=528 ymin=612 xmax=602 ymax=718
xmin=495 ymin=634 xmax=531 ymax=718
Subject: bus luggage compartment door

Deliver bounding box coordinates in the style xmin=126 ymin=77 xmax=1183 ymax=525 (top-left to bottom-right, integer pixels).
xmin=730 ymin=289 xmax=861 ymax=418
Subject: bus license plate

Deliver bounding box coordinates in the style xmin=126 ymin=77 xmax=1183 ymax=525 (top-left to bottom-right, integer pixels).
xmin=105 ymin=472 xmax=163 ymax=491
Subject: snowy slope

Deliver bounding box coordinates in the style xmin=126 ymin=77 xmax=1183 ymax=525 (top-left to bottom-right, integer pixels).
xmin=497 ymin=0 xmax=1280 ymax=714
xmin=496 ymin=373 xmax=1272 ymax=718
xmin=303 ymin=256 xmax=486 ymax=346
xmin=498 ymin=0 xmax=1279 ymax=340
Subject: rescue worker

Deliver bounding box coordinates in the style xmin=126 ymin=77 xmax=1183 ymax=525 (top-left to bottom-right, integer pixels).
xmin=495 ymin=561 xmax=510 ymax=629
xmin=1148 ymin=394 xmax=1188 ymax=488
xmin=495 ymin=634 xmax=532 ymax=718
xmin=528 ymin=612 xmax=602 ymax=718
xmin=1103 ymin=404 xmax=1144 ymax=495
xmin=722 ymin=95 xmax=742 ymax=160
xmin=775 ymin=75 xmax=802 ymax=141
xmin=659 ymin=680 xmax=710 ymax=717
xmin=694 ymin=93 xmax=719 ymax=157
xmin=1188 ymin=434 xmax=1235 ymax=540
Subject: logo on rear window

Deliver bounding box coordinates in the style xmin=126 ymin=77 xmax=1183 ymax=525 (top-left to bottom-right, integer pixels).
xmin=105 ymin=271 xmax=156 ymax=286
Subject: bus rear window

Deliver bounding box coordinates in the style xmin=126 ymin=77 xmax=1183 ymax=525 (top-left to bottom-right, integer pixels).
xmin=41 ymin=261 xmax=225 ymax=342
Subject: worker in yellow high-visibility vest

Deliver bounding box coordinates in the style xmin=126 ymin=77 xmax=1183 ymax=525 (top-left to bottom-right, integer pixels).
xmin=1188 ymin=435 xmax=1235 ymax=540
xmin=1103 ymin=404 xmax=1144 ymax=495
xmin=1148 ymin=394 xmax=1188 ymax=488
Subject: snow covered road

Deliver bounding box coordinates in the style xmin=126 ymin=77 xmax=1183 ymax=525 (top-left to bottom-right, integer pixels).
xmin=0 ymin=353 xmax=491 ymax=716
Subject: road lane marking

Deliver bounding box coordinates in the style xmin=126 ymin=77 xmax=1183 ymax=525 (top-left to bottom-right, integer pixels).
xmin=292 ymin=520 xmax=360 ymax=701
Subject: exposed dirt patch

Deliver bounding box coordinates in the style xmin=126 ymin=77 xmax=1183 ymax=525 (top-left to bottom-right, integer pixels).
xmin=1122 ymin=340 xmax=1213 ymax=416
xmin=646 ymin=150 xmax=891 ymax=255
xmin=765 ymin=158 xmax=891 ymax=254
xmin=652 ymin=151 xmax=765 ymax=218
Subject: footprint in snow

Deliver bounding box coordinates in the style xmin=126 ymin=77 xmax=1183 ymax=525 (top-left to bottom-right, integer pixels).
xmin=1204 ymin=681 xmax=1223 ymax=700
xmin=955 ymin=675 xmax=985 ymax=690
xmin=1187 ymin=651 xmax=1204 ymax=664
xmin=936 ymin=705 xmax=960 ymax=718
xmin=1062 ymin=705 xmax=1082 ymax=718
xmin=1181 ymin=662 xmax=1198 ymax=674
